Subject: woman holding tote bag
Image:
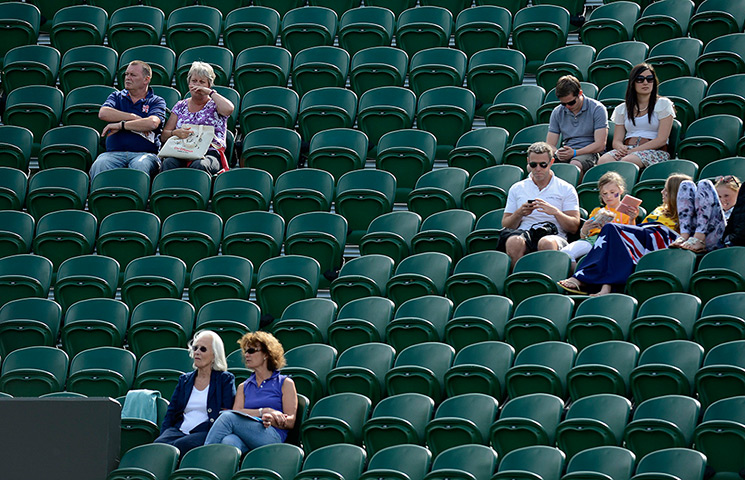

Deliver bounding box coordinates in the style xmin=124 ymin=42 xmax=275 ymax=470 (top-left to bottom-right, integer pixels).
xmin=159 ymin=61 xmax=234 ymax=174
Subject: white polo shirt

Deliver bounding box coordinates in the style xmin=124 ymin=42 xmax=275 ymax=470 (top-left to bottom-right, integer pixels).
xmin=504 ymin=172 xmax=580 ymax=239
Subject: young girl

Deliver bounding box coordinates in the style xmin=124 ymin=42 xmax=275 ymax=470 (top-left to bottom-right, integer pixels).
xmin=561 ymin=171 xmax=636 ymax=261
xmin=558 ymin=173 xmax=691 ymax=296
xmin=671 ymin=175 xmax=741 ymax=252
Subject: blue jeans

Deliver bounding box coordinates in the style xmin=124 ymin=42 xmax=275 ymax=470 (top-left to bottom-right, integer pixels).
xmin=153 ymin=427 xmax=207 ymax=456
xmin=89 ymin=151 xmax=160 ymax=180
xmin=204 ymin=411 xmax=282 ymax=453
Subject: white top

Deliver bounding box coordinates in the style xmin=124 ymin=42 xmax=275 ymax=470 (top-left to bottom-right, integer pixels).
xmin=179 ymin=385 xmax=210 ymax=434
xmin=611 ymin=96 xmax=675 ymax=141
xmin=504 ymin=173 xmax=580 ymax=239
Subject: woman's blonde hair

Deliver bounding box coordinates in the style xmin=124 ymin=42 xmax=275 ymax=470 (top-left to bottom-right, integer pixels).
xmin=661 ymin=173 xmax=693 ymax=224
xmin=597 ymin=171 xmax=627 ymax=206
xmin=238 ymin=331 xmax=286 ymax=371
xmin=188 ymin=330 xmax=228 ymax=371
xmin=187 ymin=61 xmax=215 ymax=87
xmin=714 ymin=175 xmax=741 ymax=193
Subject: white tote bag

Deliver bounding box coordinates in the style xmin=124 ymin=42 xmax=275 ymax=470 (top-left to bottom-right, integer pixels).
xmin=158 ymin=123 xmax=215 ymax=160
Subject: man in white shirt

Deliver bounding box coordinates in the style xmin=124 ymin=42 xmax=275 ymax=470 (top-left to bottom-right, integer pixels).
xmin=501 ymin=141 xmax=581 ymax=264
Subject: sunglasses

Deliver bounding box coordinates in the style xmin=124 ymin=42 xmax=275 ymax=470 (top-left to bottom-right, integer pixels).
xmin=560 ymin=98 xmax=578 ymax=107
xmin=529 ymin=161 xmax=549 ymax=169
xmin=635 ymin=75 xmax=655 ymax=84
xmin=717 ymin=175 xmax=741 ymax=187
xmin=192 ymin=345 xmax=208 ymax=353
xmin=244 ymin=347 xmax=262 ymax=354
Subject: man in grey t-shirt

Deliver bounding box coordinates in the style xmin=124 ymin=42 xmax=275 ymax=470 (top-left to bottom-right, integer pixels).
xmin=547 ymin=75 xmax=608 ymax=174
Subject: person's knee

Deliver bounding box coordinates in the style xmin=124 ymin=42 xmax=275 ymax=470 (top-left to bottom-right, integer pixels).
xmin=537 ymin=236 xmax=560 ymax=250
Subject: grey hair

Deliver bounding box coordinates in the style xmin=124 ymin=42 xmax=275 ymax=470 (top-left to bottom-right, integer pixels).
xmin=188 ymin=330 xmax=228 ymax=371
xmin=187 ymin=61 xmax=215 ymax=87
xmin=527 ymin=141 xmax=556 ymax=159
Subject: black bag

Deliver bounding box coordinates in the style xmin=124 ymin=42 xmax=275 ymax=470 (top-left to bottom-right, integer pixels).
xmin=496 ymin=221 xmax=559 ymax=252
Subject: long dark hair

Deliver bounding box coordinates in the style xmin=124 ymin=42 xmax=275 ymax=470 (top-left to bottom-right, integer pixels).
xmin=625 ymin=63 xmax=658 ymax=126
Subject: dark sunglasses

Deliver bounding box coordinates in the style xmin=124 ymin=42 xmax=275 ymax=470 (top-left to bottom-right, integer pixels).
xmin=244 ymin=347 xmax=262 ymax=354
xmin=717 ymin=175 xmax=741 ymax=187
xmin=529 ymin=161 xmax=549 ymax=169
xmin=560 ymin=98 xmax=578 ymax=107
xmin=192 ymin=345 xmax=208 ymax=353
xmin=635 ymin=75 xmax=655 ymax=84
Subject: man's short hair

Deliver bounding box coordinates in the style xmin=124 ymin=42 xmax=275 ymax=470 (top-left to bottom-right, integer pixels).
xmin=128 ymin=60 xmax=152 ymax=80
xmin=527 ymin=141 xmax=555 ymax=160
xmin=555 ymin=75 xmax=581 ymax=98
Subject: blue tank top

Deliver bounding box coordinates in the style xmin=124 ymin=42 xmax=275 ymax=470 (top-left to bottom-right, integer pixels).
xmin=243 ymin=371 xmax=288 ymax=441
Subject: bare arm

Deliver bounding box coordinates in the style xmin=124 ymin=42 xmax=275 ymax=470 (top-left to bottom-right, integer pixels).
xmin=502 ymin=201 xmax=537 ymax=229
xmin=578 ymin=127 xmax=608 ymax=155
xmin=532 ymin=198 xmax=581 ymax=233
xmin=546 ymin=132 xmax=560 ymax=149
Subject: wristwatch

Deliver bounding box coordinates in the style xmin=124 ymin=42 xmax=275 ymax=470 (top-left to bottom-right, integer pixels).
xmin=120 ymin=120 xmax=126 ymax=131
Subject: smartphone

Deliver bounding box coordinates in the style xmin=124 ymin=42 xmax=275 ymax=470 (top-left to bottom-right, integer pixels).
xmin=616 ymin=195 xmax=642 ymax=215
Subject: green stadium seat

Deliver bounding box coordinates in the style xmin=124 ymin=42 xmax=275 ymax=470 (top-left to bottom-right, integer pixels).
xmin=284 ymin=343 xmax=338 ymax=407
xmin=211 ymin=168 xmax=273 ymax=221
xmin=0 ymin=254 xmax=53 ymax=308
xmin=385 ymin=341 xmax=455 ymax=403
xmin=66 ymin=346 xmax=136 ymax=397
xmin=327 ymin=296 xmax=395 ymax=353
xmin=0 ymin=126 xmax=33 ymax=172
xmin=504 ymin=251 xmax=572 ymax=306
xmin=37 ymin=125 xmax=99 ymax=171
xmin=61 ymin=84 xmax=115 ymax=131
xmin=0 ymin=2 xmax=40 ymax=62
xmin=232 ymin=443 xmax=304 ymax=480
xmin=0 ymin=211 xmax=34 ymax=259
xmin=444 ymin=340 xmax=514 ymax=400
xmin=297 ymin=87 xmax=357 ymax=141
xmin=376 ymin=129 xmax=437 ymax=202
xmin=106 ymin=6 xmax=164 ymax=54
xmin=49 ymin=5 xmax=107 ymax=55
xmin=425 ymin=392 xmax=499 ymax=457
xmin=505 ymin=293 xmax=574 ymax=352
xmin=466 ymin=208 xmax=506 ymax=253
xmin=2 ymin=45 xmax=60 ymax=93
xmin=349 ymin=46 xmax=408 ymax=95
xmin=562 ymin=446 xmax=636 ymax=480
xmin=3 ymin=85 xmax=64 ymax=154
xmin=492 ymin=445 xmax=565 ymax=480
xmin=588 ymin=41 xmax=649 ymax=90
xmin=454 ymin=5 xmax=511 ymax=57
xmin=134 ymin=347 xmax=192 ymax=399
xmin=506 ymin=341 xmax=577 ymax=399
xmin=168 ymin=444 xmax=241 ymax=480
xmin=26 ymin=167 xmax=88 ymax=221
xmin=234 ymin=47 xmax=292 ymax=101
xmin=443 ymin=294 xmax=513 ymax=351
xmin=689 ymin=0 xmax=745 ymax=46
xmin=188 ymin=255 xmax=252 ymax=311
xmin=395 ymin=6 xmax=453 ymax=57
xmin=106 ymin=443 xmax=179 ymax=480
xmin=693 ymin=396 xmax=745 ymax=478
xmin=386 ymin=252 xmax=452 ymax=306
xmin=629 ymin=448 xmax=707 ymax=480
xmin=239 ymin=86 xmax=298 ymax=135
xmin=360 ymin=210 xmax=422 ymax=264
xmin=221 ymin=211 xmax=284 ymax=281
xmin=556 ymin=393 xmax=633 ymax=459
xmin=273 ymin=297 xmax=338 ymax=351
xmin=567 ymin=340 xmax=640 ymax=400
xmin=467 ymin=47 xmax=526 ymax=113
xmin=699 ymin=73 xmax=745 ymax=118
xmin=54 ymin=254 xmax=119 ymax=312
xmin=536 ymin=45 xmax=596 ymax=91
xmin=308 ymin=128 xmax=370 ymax=185
xmin=644 ymin=37 xmax=702 ymax=83
xmin=223 ymin=6 xmax=281 ymax=54
xmin=338 ymin=6 xmax=395 ymax=57
xmin=445 ymin=250 xmax=511 ymax=306
xmin=127 ymin=298 xmax=195 ymax=358
xmin=356 ymin=86 xmax=416 ymax=150
xmin=281 ymin=6 xmax=338 ymax=56
xmin=326 ymin=342 xmax=395 ymax=405
xmin=629 ymin=293 xmax=702 ymax=352
xmin=631 ymin=159 xmax=699 ymax=211
xmin=60 ymin=298 xmax=129 ymax=358
xmin=657 ymin=76 xmax=706 ymax=131
xmin=408 ymin=167 xmax=469 ymax=220
xmin=695 ymin=33 xmax=745 ymax=84
xmin=165 ymin=5 xmax=222 ymax=56
xmin=490 ymin=393 xmax=564 ymax=458
xmin=0 ymin=297 xmax=61 ymax=360
xmin=292 ymin=45 xmax=350 ymax=98
xmin=363 ymin=392 xmax=434 ymax=457
xmin=485 ymin=85 xmax=545 ymax=139
xmin=630 ymin=339 xmax=704 ymax=402
xmin=581 ymin=2 xmax=641 ymax=53
xmin=623 ymin=395 xmax=700 ymax=458
xmin=329 ymin=254 xmax=395 ymax=307
xmin=0 ymin=345 xmax=67 ymax=397
xmin=386 ymin=295 xmax=454 ymax=352
xmin=502 ymin=124 xmax=551 ymax=170
xmin=449 ymin=128 xmax=510 ymax=179
xmin=626 ymin=248 xmax=697 ymax=305
xmin=32 ymin=209 xmax=97 ymax=271
xmin=195 ymin=298 xmax=260 ymax=354
xmin=416 ymin=86 xmax=476 ymax=158
xmin=633 ymin=0 xmax=695 ymax=49
xmin=461 ymin=164 xmax=522 ymax=219
xmin=284 ymin=212 xmax=347 ymax=284
xmin=694 ymin=292 xmax=745 ymax=352
xmin=150 ymin=168 xmax=211 ymax=221
xmin=694 ymin=339 xmax=745 ymax=409
xmin=409 ymin=47 xmax=468 ymax=97
xmin=158 ymin=210 xmax=223 ymax=271
xmin=511 ymin=5 xmax=570 ymax=73
xmin=566 ymin=294 xmax=639 ymax=351
xmin=59 ymin=45 xmax=117 ymax=93
xmin=95 ymin=211 xmax=160 ymax=274
xmin=121 ymin=255 xmax=187 ymax=310
xmin=255 ymin=255 xmax=321 ymax=323
xmin=273 ymin=168 xmax=335 ymax=222
xmin=294 ymin=444 xmax=366 ymax=480
xmin=359 ymin=444 xmax=432 ymax=480
xmin=410 ymin=209 xmax=476 ymax=263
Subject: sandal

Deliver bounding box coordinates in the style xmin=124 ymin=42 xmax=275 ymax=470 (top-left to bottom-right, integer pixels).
xmin=680 ymin=236 xmax=707 ymax=253
xmin=558 ymin=278 xmax=588 ymax=295
xmin=669 ymin=236 xmax=688 ymax=249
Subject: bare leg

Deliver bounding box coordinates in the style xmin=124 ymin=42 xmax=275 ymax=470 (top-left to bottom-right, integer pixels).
xmin=505 ymin=235 xmax=528 ymax=265
xmin=590 ymin=284 xmax=613 ymax=297
xmin=619 ymin=154 xmax=644 ymax=168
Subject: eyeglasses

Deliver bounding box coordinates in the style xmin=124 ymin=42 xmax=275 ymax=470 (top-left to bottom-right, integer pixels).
xmin=244 ymin=347 xmax=262 ymax=354
xmin=560 ymin=98 xmax=578 ymax=107
xmin=716 ymin=175 xmax=741 ymax=187
xmin=192 ymin=345 xmax=208 ymax=353
xmin=529 ymin=161 xmax=549 ymax=169
xmin=635 ymin=75 xmax=655 ymax=84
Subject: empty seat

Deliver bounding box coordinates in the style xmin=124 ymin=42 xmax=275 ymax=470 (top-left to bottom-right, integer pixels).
xmin=297 ymin=87 xmax=358 ymax=141
xmin=0 ymin=2 xmax=40 ymax=62
xmin=232 ymin=443 xmax=304 ymax=480
xmin=0 ymin=126 xmax=33 ymax=172
xmin=211 ymin=168 xmax=273 ymax=221
xmin=221 ymin=212 xmax=285 ymax=280
xmin=445 ymin=251 xmax=511 ymax=307
xmin=629 ymin=293 xmax=702 ymax=352
xmin=581 ymin=2 xmax=641 ymax=53
xmin=624 ymin=248 xmax=696 ymax=305
xmin=376 ymin=129 xmax=438 ymax=202
xmin=223 ymin=6 xmax=281 ymax=55
xmin=334 ymin=169 xmax=395 ymax=243
xmin=61 ymin=84 xmax=115 ymax=132
xmin=338 ymin=6 xmax=395 ymax=56
xmin=127 ymin=298 xmax=195 ymax=358
xmin=88 ymin=168 xmax=150 ymax=221
xmin=408 ymin=168 xmax=470 ymax=220
xmin=58 ymin=45 xmax=117 ymax=94
xmin=359 ymin=210 xmax=422 ymax=265
xmin=66 ymin=346 xmax=137 ymax=397
xmin=0 ymin=345 xmax=67 ymax=397
xmin=121 ymin=255 xmax=187 ymax=310
xmin=629 ymin=339 xmax=704 ymax=402
xmin=327 ymin=296 xmax=396 ymax=353
xmin=695 ymin=32 xmax=745 ymax=84
xmin=589 ymin=41 xmax=649 ymax=90
xmin=307 ymin=128 xmax=369 ymax=183
xmin=357 ymin=86 xmax=416 ymax=149
xmin=492 ymin=445 xmax=565 ymax=480
xmin=188 ymin=255 xmax=253 ymax=311
xmin=2 ymin=45 xmax=60 ymax=93
xmin=272 ymin=169 xmax=335 ymax=222
xmin=281 ymin=6 xmax=338 ymax=56
xmin=395 ymin=6 xmax=453 ymax=57
xmin=37 ymin=125 xmax=99 ymax=172
xmin=690 ymin=247 xmax=745 ymax=307
xmin=0 ymin=254 xmax=54 ymax=308
xmin=329 ymin=254 xmax=395 ymax=308
xmin=485 ymin=85 xmax=546 ymax=140
xmin=284 ymin=342 xmax=338 ymax=411
xmin=158 ymin=210 xmax=222 ymax=272
xmin=562 ymin=446 xmax=636 ymax=480
xmin=385 ymin=341 xmax=455 ymax=404
xmin=3 ymin=85 xmax=64 ymax=153
xmin=505 ymin=293 xmax=575 ymax=352
xmin=567 ymin=340 xmax=640 ymax=401
xmin=294 ymin=444 xmax=366 ymax=480
xmin=645 ymin=37 xmax=703 ymax=83
xmin=555 ymin=393 xmax=633 ymax=459
xmin=444 ymin=294 xmax=513 ymax=351
xmin=700 ymin=74 xmax=745 ymax=119
xmin=326 ymin=342 xmax=395 ymax=405
xmin=359 ymin=444 xmax=432 ymax=480
xmin=272 ymin=297 xmax=338 ymax=352
xmin=165 ymin=5 xmax=222 ymax=56
xmin=107 ymin=6 xmax=164 ymax=53
xmin=630 ymin=448 xmax=707 ymax=480
xmin=386 ymin=295 xmax=454 ymax=352
xmin=449 ymin=128 xmax=510 ymax=179
xmin=694 ymin=292 xmax=745 ymax=352
xmin=676 ymin=114 xmax=743 ymax=168
xmin=444 ymin=340 xmax=514 ymax=400
xmin=239 ymin=86 xmax=299 ymax=134
xmin=106 ymin=443 xmax=179 ymax=480
xmin=95 ymin=211 xmax=160 ymax=274
xmin=349 ymin=46 xmax=409 ymax=96
xmin=292 ymin=45 xmax=350 ymax=98
xmin=195 ymin=298 xmax=260 ymax=354
xmin=167 ymin=444 xmax=241 ymax=480
xmin=408 ymin=47 xmax=468 ymax=97
xmin=693 ymin=396 xmax=745 ymax=478
xmin=658 ymin=76 xmax=707 ymax=131
xmin=511 ymin=5 xmax=570 ymax=73
xmin=284 ymin=212 xmax=348 ymax=284
xmin=134 ymin=346 xmax=193 ymax=399
xmin=0 ymin=211 xmax=33 ymax=259
xmin=536 ymin=45 xmax=596 ymax=92
xmin=150 ymin=168 xmax=212 ymax=221
xmin=633 ymin=0 xmax=695 ymax=49
xmin=566 ymin=293 xmax=639 ymax=351
xmin=32 ymin=210 xmax=97 ymax=271
xmin=411 ymin=209 xmax=476 ymax=263
xmin=26 ymin=167 xmax=88 ymax=221
xmin=689 ymin=0 xmax=745 ymax=46
xmin=386 ymin=252 xmax=452 ymax=307
xmin=61 ymin=298 xmax=129 ymax=358
xmin=623 ymin=395 xmax=700 ymax=458
xmin=506 ymin=341 xmax=577 ymax=399
xmin=490 ymin=393 xmax=564 ymax=457
xmin=0 ymin=298 xmax=61 ymax=359
xmin=426 ymin=393 xmax=499 ymax=457
xmin=54 ymin=255 xmax=119 ymax=312
xmin=454 ymin=5 xmax=511 ymax=58
xmin=461 ymin=165 xmax=523 ymax=219
xmin=255 ymin=255 xmax=321 ymax=323
xmin=504 ymin=251 xmax=572 ymax=306
xmin=417 ymin=86 xmax=476 ymax=158
xmin=695 ymin=340 xmax=745 ymax=409
xmin=363 ymin=392 xmax=435 ymax=457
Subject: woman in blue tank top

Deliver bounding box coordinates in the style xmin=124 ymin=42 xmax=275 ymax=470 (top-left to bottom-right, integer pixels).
xmin=204 ymin=331 xmax=298 ymax=453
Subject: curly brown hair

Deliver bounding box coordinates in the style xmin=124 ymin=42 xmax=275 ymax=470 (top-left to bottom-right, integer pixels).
xmin=238 ymin=331 xmax=286 ymax=371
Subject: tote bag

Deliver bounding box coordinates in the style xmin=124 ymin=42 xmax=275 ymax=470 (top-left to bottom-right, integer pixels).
xmin=158 ymin=124 xmax=215 ymax=160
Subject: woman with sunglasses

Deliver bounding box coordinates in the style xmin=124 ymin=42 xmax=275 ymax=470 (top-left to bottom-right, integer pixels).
xmin=154 ymin=330 xmax=236 ymax=454
xmin=597 ymin=63 xmax=674 ymax=168
xmin=205 ymin=331 xmax=297 ymax=453
xmin=670 ymin=175 xmax=741 ymax=252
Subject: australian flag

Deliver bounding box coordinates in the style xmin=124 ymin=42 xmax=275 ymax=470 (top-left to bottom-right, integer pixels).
xmin=574 ymin=222 xmax=679 ymax=287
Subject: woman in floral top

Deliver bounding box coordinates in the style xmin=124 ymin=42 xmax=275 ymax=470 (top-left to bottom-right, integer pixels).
xmin=160 ymin=61 xmax=234 ymax=174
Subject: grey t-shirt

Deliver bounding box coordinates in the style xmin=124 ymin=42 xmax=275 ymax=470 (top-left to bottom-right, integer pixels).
xmin=548 ymin=96 xmax=608 ymax=150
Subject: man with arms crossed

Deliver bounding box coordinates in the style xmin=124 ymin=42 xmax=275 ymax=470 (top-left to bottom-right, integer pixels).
xmin=89 ymin=60 xmax=167 ymax=180
xmin=547 ymin=75 xmax=608 ymax=175
xmin=501 ymin=141 xmax=581 ymax=264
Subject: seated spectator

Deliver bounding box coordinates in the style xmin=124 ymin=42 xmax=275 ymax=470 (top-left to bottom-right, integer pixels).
xmin=558 ymin=173 xmax=691 ymax=296
xmin=89 ymin=60 xmax=166 ymax=180
xmin=205 ymin=332 xmax=297 ymax=454
xmin=597 ymin=63 xmax=674 ymax=169
xmin=154 ymin=330 xmax=236 ymax=455
xmin=561 ymin=171 xmax=636 ymax=262
xmin=159 ymin=61 xmax=234 ymax=174
xmin=500 ymin=141 xmax=581 ymax=264
xmin=670 ymin=175 xmax=741 ymax=252
xmin=546 ymin=75 xmax=608 ymax=175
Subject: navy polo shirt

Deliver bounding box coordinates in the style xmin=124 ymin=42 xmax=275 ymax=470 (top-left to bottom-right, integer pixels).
xmin=103 ymin=87 xmax=166 ymax=154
